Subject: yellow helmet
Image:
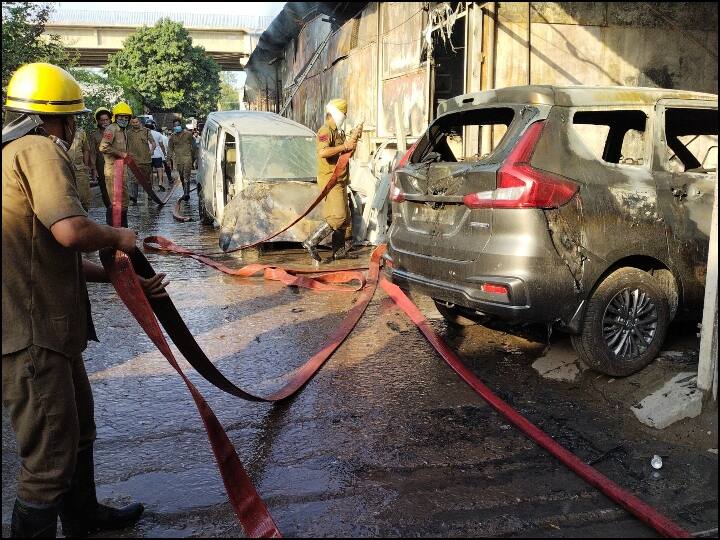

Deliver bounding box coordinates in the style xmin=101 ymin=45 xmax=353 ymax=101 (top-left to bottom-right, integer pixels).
xmin=327 ymin=98 xmax=347 ymax=114
xmin=4 ymin=63 xmax=90 ymax=115
xmin=112 ymin=102 xmax=133 ymax=120
xmin=94 ymin=106 xmax=112 ymax=121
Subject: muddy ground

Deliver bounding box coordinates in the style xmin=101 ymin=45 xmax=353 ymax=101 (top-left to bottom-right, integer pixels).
xmin=2 ymin=183 xmax=718 ymax=537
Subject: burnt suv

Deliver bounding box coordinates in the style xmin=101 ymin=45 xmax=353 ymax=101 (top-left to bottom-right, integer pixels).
xmin=385 ymin=85 xmax=717 ymax=376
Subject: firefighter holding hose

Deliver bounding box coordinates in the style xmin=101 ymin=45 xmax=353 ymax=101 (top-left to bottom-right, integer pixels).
xmin=2 ymin=62 xmax=168 ymax=538
xmin=99 ymin=102 xmax=133 ymax=227
xmin=302 ymin=98 xmax=363 ymax=263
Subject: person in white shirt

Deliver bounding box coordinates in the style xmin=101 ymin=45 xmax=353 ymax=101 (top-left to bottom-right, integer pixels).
xmin=146 ymin=121 xmax=167 ymax=191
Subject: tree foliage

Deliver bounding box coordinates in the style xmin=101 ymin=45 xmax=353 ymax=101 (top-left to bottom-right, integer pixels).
xmin=106 ymin=19 xmax=221 ymax=118
xmin=1 ymin=2 xmax=76 ymax=111
xmin=69 ymin=68 xmax=129 ymax=131
xmin=218 ymin=72 xmax=241 ymax=111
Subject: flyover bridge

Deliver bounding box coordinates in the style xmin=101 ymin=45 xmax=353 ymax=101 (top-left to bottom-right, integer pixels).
xmin=46 ymin=10 xmax=271 ymax=70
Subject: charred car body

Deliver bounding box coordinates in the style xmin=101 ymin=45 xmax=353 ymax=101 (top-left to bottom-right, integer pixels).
xmin=196 ymin=111 xmax=326 ymax=251
xmin=386 ymin=85 xmax=717 ymax=376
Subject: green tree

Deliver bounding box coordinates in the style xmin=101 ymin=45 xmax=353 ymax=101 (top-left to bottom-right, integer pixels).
xmin=1 ymin=2 xmax=77 ymax=116
xmin=69 ymin=68 xmax=129 ymax=130
xmin=217 ymin=72 xmax=240 ymax=111
xmin=106 ymin=19 xmax=221 ymax=118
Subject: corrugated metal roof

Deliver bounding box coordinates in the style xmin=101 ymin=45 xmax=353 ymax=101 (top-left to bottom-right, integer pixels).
xmin=47 ymin=9 xmax=272 ymax=31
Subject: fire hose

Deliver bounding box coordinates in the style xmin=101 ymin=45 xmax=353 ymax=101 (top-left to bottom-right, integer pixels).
xmin=102 ymin=154 xmax=691 ymax=538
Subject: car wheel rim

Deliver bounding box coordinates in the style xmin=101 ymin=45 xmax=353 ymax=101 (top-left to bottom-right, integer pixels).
xmin=602 ymin=288 xmax=658 ymax=359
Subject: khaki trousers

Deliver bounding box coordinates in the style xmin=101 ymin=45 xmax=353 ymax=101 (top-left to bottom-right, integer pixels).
xmin=2 ymin=346 xmax=96 ymax=506
xmin=128 ymin=162 xmax=153 ymax=199
xmin=319 ymin=178 xmax=352 ymax=239
xmin=174 ymin=156 xmax=193 ymax=192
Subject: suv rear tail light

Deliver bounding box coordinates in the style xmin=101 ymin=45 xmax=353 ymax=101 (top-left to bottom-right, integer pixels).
xmin=389 ymin=141 xmax=419 ymax=203
xmin=390 ymin=176 xmax=405 ymax=202
xmin=481 ymin=283 xmax=508 ymax=295
xmin=463 ymin=121 xmax=578 ymax=209
xmin=394 ymin=141 xmax=418 ymax=171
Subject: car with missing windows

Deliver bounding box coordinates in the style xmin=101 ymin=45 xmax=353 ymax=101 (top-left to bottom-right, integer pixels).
xmin=385 ymin=85 xmax=717 ymax=376
xmin=196 ymin=111 xmax=325 ymax=251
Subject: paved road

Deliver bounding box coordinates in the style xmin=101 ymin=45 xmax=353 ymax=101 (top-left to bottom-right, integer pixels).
xmin=3 ymin=185 xmax=717 ymax=537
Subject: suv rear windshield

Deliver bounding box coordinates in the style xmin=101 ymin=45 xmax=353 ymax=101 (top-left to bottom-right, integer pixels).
xmin=413 ymin=107 xmax=516 ymax=164
xmin=240 ymin=135 xmax=317 ymax=182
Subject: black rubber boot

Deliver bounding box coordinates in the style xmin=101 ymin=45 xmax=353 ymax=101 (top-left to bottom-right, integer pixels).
xmin=325 ymin=229 xmax=358 ymax=262
xmin=11 ymin=499 xmax=58 ymax=538
xmin=182 ymin=181 xmax=190 ymax=201
xmin=302 ymin=222 xmax=333 ymax=263
xmin=59 ymin=446 xmax=144 ymax=538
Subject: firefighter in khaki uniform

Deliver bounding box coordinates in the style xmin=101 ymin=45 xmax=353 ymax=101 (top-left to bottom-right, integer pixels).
xmin=99 ymin=102 xmax=132 ymax=226
xmin=68 ymin=126 xmax=92 ymax=210
xmin=89 ymin=107 xmax=112 ymax=208
xmin=168 ymin=118 xmax=196 ymax=201
xmin=2 ymin=63 xmax=169 ymax=538
xmin=126 ymin=115 xmax=156 ymax=204
xmin=302 ymin=98 xmax=362 ymax=263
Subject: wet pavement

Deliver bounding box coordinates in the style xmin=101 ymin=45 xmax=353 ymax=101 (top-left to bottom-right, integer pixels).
xmin=2 ymin=182 xmax=718 ymax=537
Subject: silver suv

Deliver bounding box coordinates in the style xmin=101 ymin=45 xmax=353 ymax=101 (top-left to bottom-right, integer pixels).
xmin=386 ymin=85 xmax=717 ymax=376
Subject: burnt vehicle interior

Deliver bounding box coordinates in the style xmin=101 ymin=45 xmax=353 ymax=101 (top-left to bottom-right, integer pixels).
xmin=413 ymin=107 xmax=516 ymax=164
xmin=572 ymin=110 xmax=647 ymax=166
xmin=223 ymin=134 xmax=236 ymax=206
xmin=663 ymin=108 xmax=718 ymax=173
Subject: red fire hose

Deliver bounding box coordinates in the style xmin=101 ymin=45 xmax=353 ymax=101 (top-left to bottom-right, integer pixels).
xmin=102 ymin=154 xmax=691 ymax=538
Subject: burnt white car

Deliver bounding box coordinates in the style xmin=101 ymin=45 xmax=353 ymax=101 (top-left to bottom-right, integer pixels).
xmin=196 ymin=111 xmax=325 ymax=251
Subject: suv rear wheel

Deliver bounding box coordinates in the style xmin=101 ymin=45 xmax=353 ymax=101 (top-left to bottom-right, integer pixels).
xmin=434 ymin=300 xmax=490 ymax=327
xmin=571 ymin=268 xmax=669 ymax=377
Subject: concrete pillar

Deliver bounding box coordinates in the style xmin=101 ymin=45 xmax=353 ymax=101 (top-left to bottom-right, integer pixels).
xmin=698 ymin=175 xmax=718 ymax=401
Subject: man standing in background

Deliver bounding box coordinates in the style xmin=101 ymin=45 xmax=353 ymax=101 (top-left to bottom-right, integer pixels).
xmin=99 ymin=102 xmax=132 ymax=227
xmin=68 ymin=125 xmax=92 ymax=211
xmin=146 ymin=121 xmax=168 ymax=191
xmin=168 ymin=118 xmax=196 ymax=201
xmin=126 ymin=115 xmax=156 ymax=204
xmin=89 ymin=107 xmax=112 ymax=208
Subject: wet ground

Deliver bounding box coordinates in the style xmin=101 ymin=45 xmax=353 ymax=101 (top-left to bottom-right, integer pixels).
xmin=2 ymin=182 xmax=718 ymax=537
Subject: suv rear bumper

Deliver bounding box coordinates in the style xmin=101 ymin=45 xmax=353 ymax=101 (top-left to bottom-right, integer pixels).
xmin=383 ymin=252 xmax=583 ymax=328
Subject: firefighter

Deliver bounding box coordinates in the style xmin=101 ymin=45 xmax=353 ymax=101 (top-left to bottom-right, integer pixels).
xmin=68 ymin=124 xmax=92 ymax=211
xmin=126 ymin=115 xmax=156 ymax=204
xmin=168 ymin=118 xmax=196 ymax=201
xmin=2 ymin=62 xmax=168 ymax=538
xmin=89 ymin=107 xmax=112 ymax=208
xmin=99 ymin=102 xmax=132 ymax=226
xmin=302 ymin=98 xmax=360 ymax=263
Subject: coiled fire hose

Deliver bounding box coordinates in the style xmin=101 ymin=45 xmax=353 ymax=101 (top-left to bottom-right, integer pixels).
xmin=100 ymin=153 xmax=691 ymax=538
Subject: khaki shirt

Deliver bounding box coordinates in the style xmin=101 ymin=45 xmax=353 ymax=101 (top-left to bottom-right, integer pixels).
xmin=127 ymin=125 xmax=153 ymax=164
xmin=68 ymin=128 xmax=92 ymax=210
xmin=89 ymin=128 xmax=105 ymax=172
xmin=316 ymin=123 xmax=348 ymax=185
xmin=2 ymin=135 xmax=96 ymax=356
xmin=168 ymin=130 xmax=195 ymax=161
xmin=99 ymin=123 xmax=127 ymax=165
xmin=68 ymin=128 xmax=89 ymax=170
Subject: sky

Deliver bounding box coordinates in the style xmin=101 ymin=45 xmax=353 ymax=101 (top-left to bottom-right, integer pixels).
xmin=55 ymin=2 xmax=285 ymax=17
